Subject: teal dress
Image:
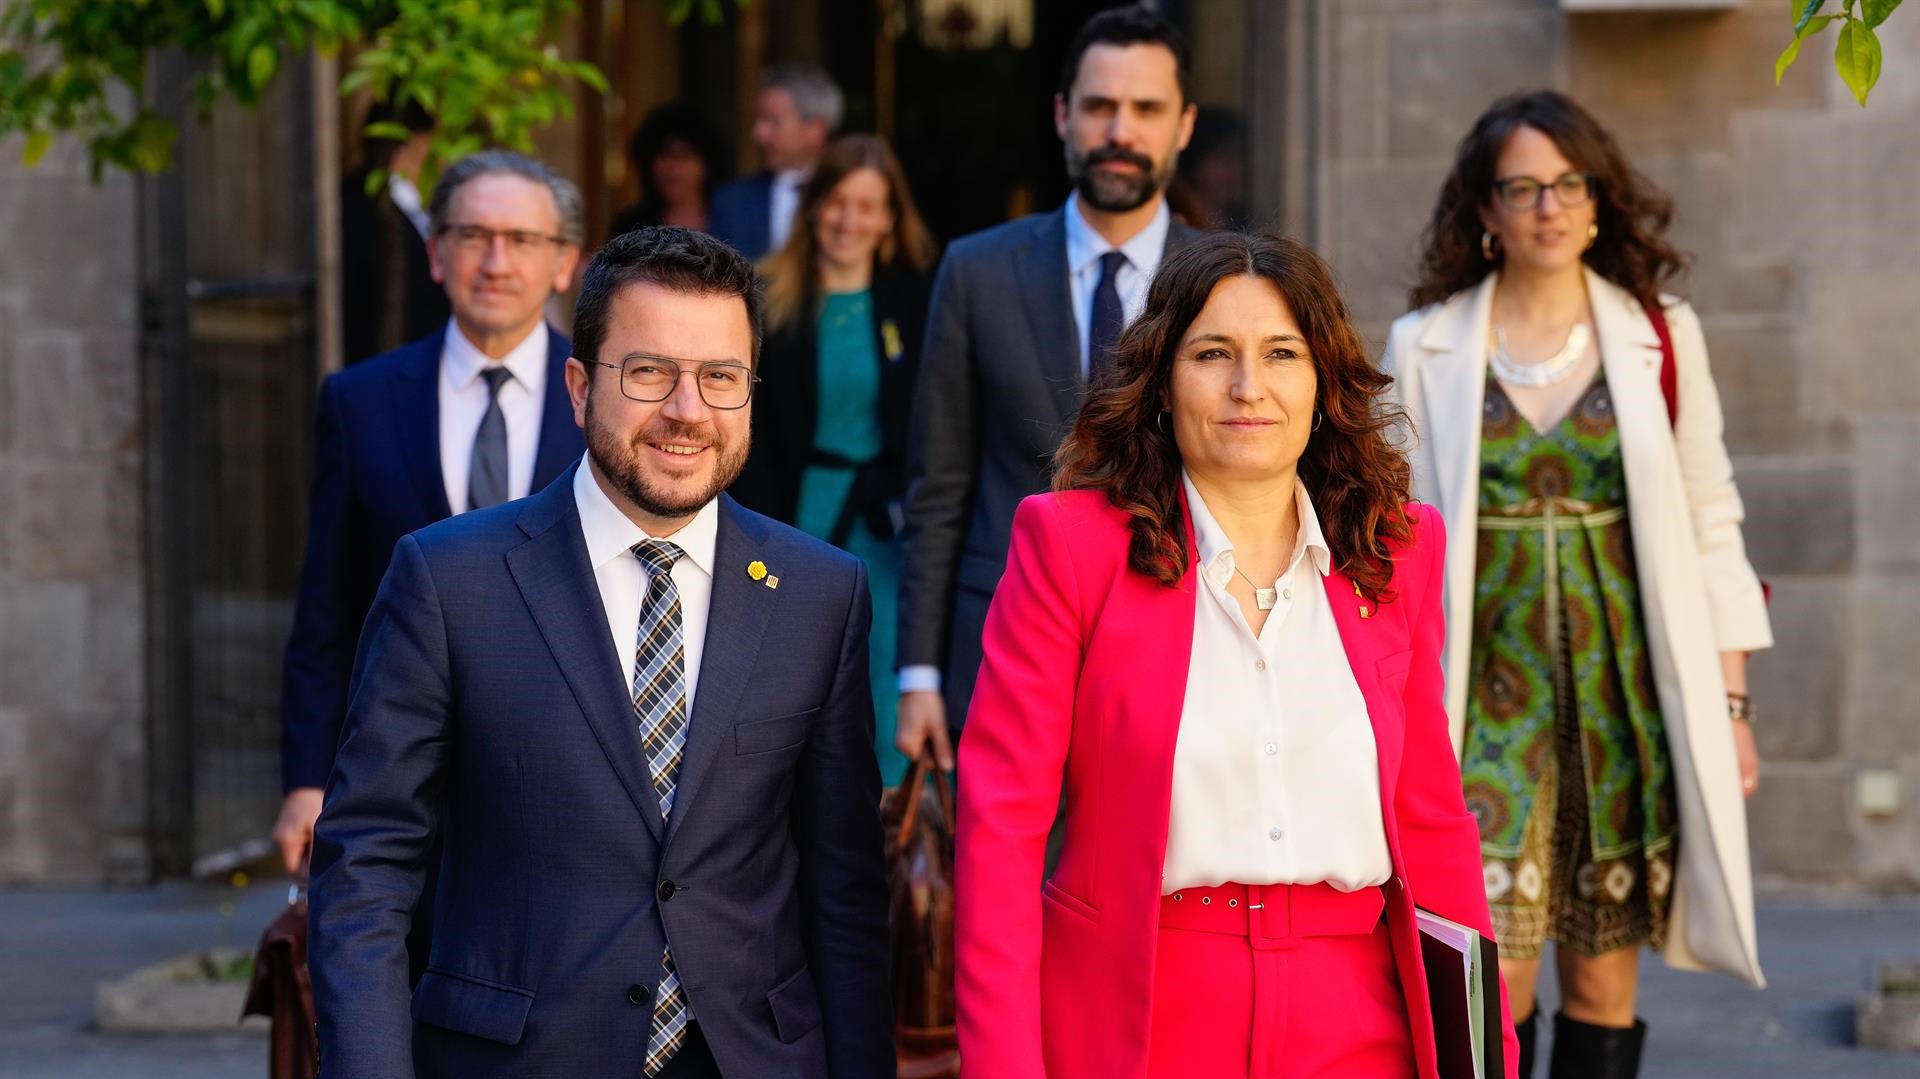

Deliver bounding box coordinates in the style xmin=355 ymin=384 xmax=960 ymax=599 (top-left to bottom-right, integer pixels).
xmin=794 ymin=290 xmax=908 ymax=784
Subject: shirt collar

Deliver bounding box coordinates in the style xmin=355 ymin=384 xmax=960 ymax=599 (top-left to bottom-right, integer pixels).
xmin=387 ymin=173 xmax=425 ymax=216
xmin=774 ymin=167 xmax=810 ymax=191
xmin=1181 ymin=470 xmax=1333 ymax=586
xmin=572 ymin=458 xmax=720 ymax=578
xmin=1063 ymin=191 xmax=1172 ymax=279
xmin=441 ymin=318 xmax=549 ymax=395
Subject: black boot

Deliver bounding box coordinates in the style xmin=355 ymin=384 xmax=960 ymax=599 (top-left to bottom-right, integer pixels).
xmin=1548 ymin=1012 xmax=1647 ymax=1079
xmin=1515 ymin=1009 xmax=1538 ymax=1079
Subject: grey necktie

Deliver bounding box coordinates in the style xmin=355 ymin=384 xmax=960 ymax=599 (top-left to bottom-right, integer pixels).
xmin=467 ymin=366 xmax=513 ymax=510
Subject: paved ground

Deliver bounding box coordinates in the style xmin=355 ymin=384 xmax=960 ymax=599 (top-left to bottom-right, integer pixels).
xmin=0 ymin=878 xmax=1914 ymax=1077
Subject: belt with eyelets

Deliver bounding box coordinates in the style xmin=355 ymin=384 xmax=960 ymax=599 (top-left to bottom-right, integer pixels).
xmin=1159 ymin=882 xmax=1387 ymax=949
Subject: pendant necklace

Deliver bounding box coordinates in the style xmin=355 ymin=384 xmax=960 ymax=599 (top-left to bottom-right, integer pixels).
xmin=1490 ymin=322 xmax=1591 ymax=388
xmin=1233 ymin=565 xmax=1278 ymax=611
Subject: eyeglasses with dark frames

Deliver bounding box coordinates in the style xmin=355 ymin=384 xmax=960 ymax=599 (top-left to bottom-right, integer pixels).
xmin=436 ymin=223 xmax=570 ymax=258
xmin=1491 ymin=172 xmax=1596 ymax=213
xmin=586 ymin=355 xmax=759 ymax=410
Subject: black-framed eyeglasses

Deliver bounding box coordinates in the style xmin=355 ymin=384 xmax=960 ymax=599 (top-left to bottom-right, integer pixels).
xmin=436 ymin=223 xmax=570 ymax=257
xmin=1492 ymin=172 xmax=1595 ymax=213
xmin=587 ymin=356 xmax=759 ymax=409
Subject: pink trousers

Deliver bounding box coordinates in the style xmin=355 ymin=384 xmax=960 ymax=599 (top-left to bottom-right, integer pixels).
xmin=1145 ymin=882 xmax=1417 ymax=1079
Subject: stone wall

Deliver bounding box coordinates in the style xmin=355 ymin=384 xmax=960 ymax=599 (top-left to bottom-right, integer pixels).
xmin=0 ymin=136 xmax=149 ymax=883
xmin=1318 ymin=0 xmax=1920 ymax=890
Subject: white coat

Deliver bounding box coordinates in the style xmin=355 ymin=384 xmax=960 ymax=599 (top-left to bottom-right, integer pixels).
xmin=1381 ymin=267 xmax=1774 ymax=986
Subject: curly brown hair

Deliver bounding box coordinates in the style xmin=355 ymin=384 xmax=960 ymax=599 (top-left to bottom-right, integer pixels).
xmin=1054 ymin=232 xmax=1412 ymax=600
xmin=1409 ymin=90 xmax=1688 ymax=311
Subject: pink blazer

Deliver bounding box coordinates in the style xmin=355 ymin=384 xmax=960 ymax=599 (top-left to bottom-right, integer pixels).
xmin=955 ymin=489 xmax=1518 ymax=1079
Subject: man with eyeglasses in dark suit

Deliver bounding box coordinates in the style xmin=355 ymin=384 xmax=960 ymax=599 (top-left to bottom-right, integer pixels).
xmin=273 ymin=150 xmax=586 ymax=877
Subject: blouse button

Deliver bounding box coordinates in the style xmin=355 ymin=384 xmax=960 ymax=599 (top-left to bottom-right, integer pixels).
xmin=1283 ymin=587 xmax=1293 ymax=600
xmin=1268 ymin=828 xmax=1282 ymax=841
xmin=1254 ymin=659 xmax=1267 ymax=672
xmin=1264 ymin=741 xmax=1277 ymax=756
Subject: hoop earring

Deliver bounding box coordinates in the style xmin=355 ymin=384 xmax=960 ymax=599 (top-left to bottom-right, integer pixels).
xmin=1585 ymin=222 xmax=1599 ymax=250
xmin=1312 ymin=409 xmax=1324 ymax=433
xmin=1157 ymin=410 xmax=1169 ymax=434
xmin=1481 ymin=231 xmax=1500 ymax=262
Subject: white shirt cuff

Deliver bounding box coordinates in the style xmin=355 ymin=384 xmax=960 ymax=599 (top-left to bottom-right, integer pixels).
xmin=897 ymin=665 xmax=942 ymax=695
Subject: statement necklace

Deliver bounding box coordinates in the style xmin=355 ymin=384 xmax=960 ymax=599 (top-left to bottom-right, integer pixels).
xmin=1489 ymin=322 xmax=1591 ymax=388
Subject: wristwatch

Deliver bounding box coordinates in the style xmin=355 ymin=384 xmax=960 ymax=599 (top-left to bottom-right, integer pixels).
xmin=1727 ymin=692 xmax=1754 ymax=725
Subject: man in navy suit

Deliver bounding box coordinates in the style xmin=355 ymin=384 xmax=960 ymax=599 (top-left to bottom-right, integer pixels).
xmin=707 ymin=64 xmax=840 ymax=260
xmin=894 ymin=8 xmax=1200 ymax=769
xmin=272 ymin=150 xmax=586 ymax=873
xmin=309 ymin=226 xmax=891 ymax=1078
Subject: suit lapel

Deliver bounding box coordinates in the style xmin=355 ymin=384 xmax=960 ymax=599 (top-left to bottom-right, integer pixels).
xmin=532 ymin=327 xmax=582 ymax=488
xmin=1586 ymin=267 xmax=1668 ymax=502
xmin=1010 ymin=210 xmax=1084 ymax=424
xmin=1321 ymin=566 xmax=1406 ymax=794
xmin=392 ymin=329 xmax=454 ymax=520
xmin=663 ymin=496 xmax=777 ymax=849
xmin=1414 ymin=276 xmax=1495 ymax=532
xmin=506 ymin=470 xmax=664 ymax=844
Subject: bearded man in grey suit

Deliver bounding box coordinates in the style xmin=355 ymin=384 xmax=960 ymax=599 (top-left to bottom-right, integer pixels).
xmin=893 ymin=6 xmax=1203 ymax=769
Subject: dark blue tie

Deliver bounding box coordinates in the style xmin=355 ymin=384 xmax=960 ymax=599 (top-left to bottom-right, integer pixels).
xmin=467 ymin=366 xmax=513 ymax=510
xmin=1090 ymin=250 xmax=1128 ymax=380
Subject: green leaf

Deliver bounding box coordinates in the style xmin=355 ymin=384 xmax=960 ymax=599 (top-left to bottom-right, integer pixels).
xmin=362 ymin=120 xmax=411 ymax=140
xmin=246 ymin=44 xmax=275 ymax=90
xmin=1861 ymin=0 xmax=1901 ymax=28
xmin=21 ymin=129 xmax=52 ymax=166
xmin=1776 ymin=14 xmax=1836 ymax=82
xmin=1795 ymin=0 xmax=1829 ymax=32
xmin=1834 ymin=19 xmax=1883 ymax=105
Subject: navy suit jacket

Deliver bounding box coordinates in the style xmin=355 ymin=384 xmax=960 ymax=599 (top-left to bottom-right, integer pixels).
xmin=279 ymin=326 xmax=582 ymax=791
xmin=308 ymin=472 xmax=893 ymax=1079
xmin=898 ymin=207 xmax=1199 ymax=727
xmin=708 ymin=172 xmax=776 ymax=260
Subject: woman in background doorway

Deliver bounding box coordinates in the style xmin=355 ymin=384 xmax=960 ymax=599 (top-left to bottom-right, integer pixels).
xmin=611 ymin=102 xmax=729 ymax=237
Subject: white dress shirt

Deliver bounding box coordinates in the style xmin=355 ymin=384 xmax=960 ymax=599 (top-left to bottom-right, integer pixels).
xmin=1062 ymin=192 xmax=1171 ymax=375
xmin=894 ymin=195 xmax=1175 ymax=698
xmin=387 ymin=173 xmax=431 ymax=240
xmin=1161 ymin=473 xmax=1393 ymax=894
xmin=438 ymin=320 xmax=549 ymax=514
xmin=769 ymin=168 xmax=808 ymax=253
xmin=573 ymin=460 xmax=720 ymax=711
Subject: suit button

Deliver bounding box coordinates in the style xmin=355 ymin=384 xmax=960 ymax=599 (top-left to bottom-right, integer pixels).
xmin=627 ymin=984 xmax=651 ymax=1006
xmin=658 ymin=880 xmax=677 ymax=902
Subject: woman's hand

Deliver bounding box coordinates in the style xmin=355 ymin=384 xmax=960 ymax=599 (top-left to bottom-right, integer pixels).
xmin=1733 ymin=717 xmax=1759 ymax=798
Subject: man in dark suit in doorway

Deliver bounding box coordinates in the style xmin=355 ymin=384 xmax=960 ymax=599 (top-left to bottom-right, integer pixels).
xmin=309 ymin=227 xmax=891 ymax=1079
xmin=272 ymin=150 xmax=586 ymax=873
xmin=894 ymin=7 xmax=1202 ymax=769
xmin=707 ymin=64 xmax=841 ymax=261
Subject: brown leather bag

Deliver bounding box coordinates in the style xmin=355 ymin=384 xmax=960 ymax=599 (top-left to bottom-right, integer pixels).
xmin=242 ymin=896 xmax=317 ymax=1079
xmin=882 ymin=756 xmax=960 ymax=1079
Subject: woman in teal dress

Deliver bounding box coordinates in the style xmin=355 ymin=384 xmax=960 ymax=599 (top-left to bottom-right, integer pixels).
xmin=1383 ymin=92 xmax=1773 ymax=1079
xmin=732 ymin=134 xmax=937 ymax=785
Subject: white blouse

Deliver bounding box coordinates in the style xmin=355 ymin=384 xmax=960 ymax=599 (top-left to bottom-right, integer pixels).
xmin=1161 ymin=474 xmax=1393 ymax=894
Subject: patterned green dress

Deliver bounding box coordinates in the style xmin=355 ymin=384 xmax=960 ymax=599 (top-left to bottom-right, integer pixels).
xmin=1461 ymin=372 xmax=1679 ymax=958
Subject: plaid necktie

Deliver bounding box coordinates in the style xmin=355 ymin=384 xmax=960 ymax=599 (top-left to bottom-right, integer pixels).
xmin=631 ymin=539 xmax=691 ymax=1074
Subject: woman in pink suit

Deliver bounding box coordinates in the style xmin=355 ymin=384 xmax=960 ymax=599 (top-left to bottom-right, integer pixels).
xmin=954 ymin=231 xmax=1517 ymax=1079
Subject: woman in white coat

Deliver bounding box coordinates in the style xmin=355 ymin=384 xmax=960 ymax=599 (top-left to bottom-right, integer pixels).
xmin=1381 ymin=91 xmax=1771 ymax=1079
